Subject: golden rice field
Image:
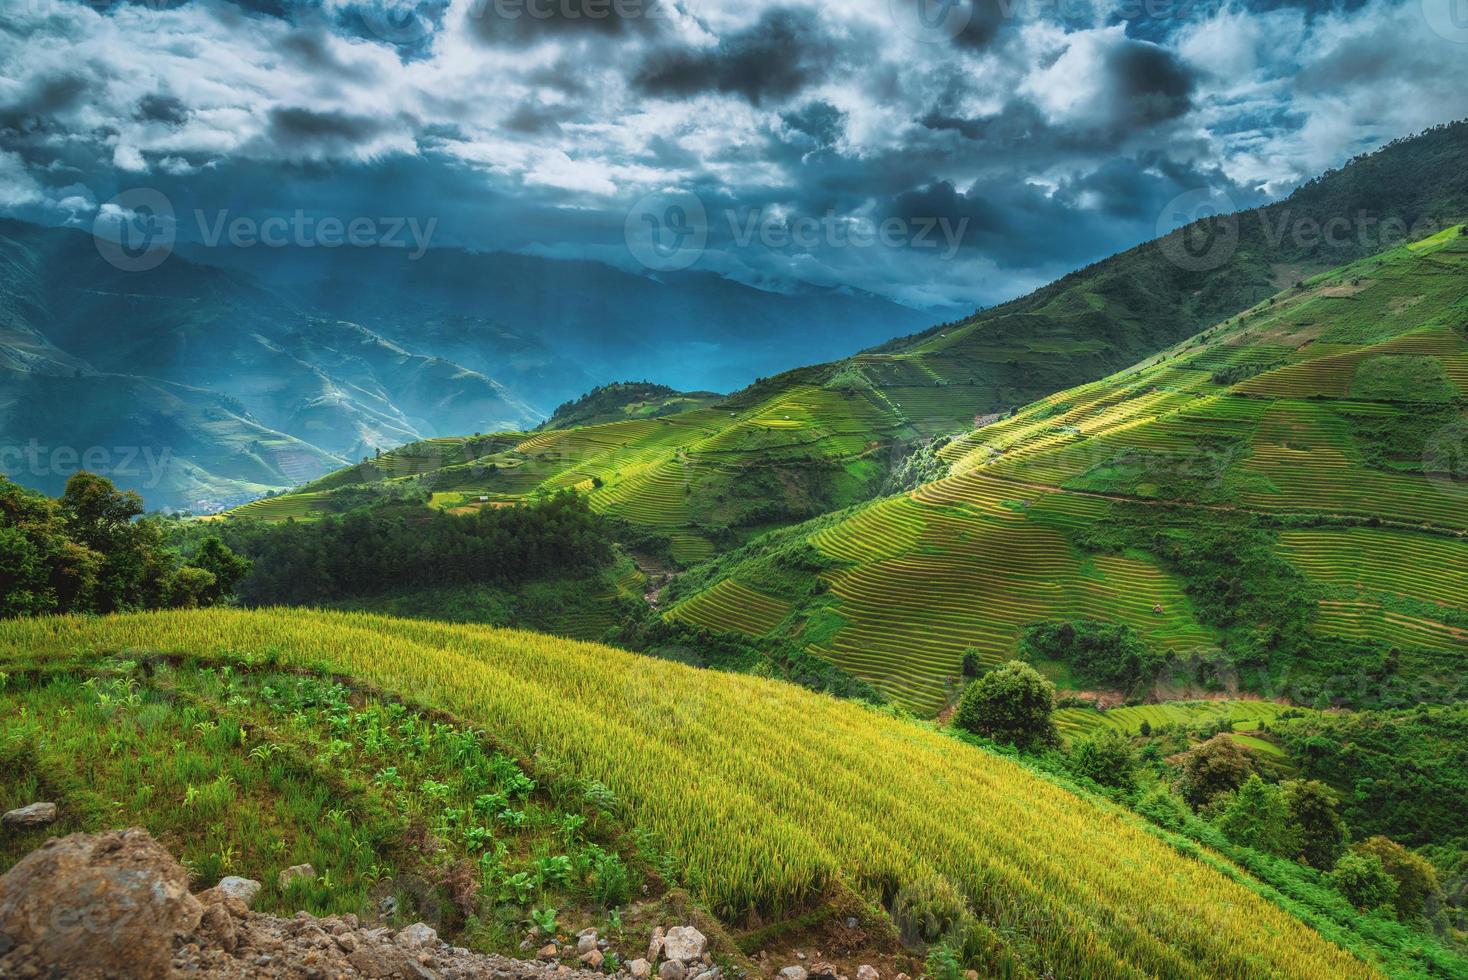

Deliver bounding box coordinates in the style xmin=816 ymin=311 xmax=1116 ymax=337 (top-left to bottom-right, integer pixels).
xmin=0 ymin=609 xmax=1379 ymax=979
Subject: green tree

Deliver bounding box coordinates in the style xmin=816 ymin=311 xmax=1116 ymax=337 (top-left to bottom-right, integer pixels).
xmin=1283 ymin=779 xmax=1347 ymax=870
xmin=1069 ymin=728 xmax=1136 ymax=788
xmin=1353 ymin=836 xmax=1442 ymax=920
xmin=168 ymin=565 xmax=217 ymax=608
xmin=1328 ymin=851 xmax=1398 ymax=913
xmin=953 ymin=660 xmax=1057 ymax=751
xmin=1216 ymin=775 xmax=1294 ymax=856
xmin=0 ymin=476 xmax=102 ymax=615
xmin=1176 ymin=734 xmax=1256 ymax=808
xmin=960 ymin=648 xmax=982 ymax=678
xmin=187 ymin=537 xmax=251 ymax=604
xmin=57 ymin=472 xmax=168 ymax=612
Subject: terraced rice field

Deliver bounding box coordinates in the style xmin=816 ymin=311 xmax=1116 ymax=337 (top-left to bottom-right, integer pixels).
xmin=1239 ymin=401 xmax=1468 ymax=528
xmin=765 ymin=230 xmax=1468 ymax=713
xmin=1279 ymin=526 xmax=1468 ymax=652
xmin=1054 ymin=700 xmax=1290 ymax=740
xmin=0 ymin=610 xmax=1383 ymax=980
xmin=226 ymin=491 xmax=333 ymax=521
xmin=666 ymin=579 xmax=792 ymax=637
xmin=808 ymin=474 xmax=1216 ymax=712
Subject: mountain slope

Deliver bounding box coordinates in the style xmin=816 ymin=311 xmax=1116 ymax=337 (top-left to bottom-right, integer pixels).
xmin=669 ymin=227 xmax=1468 ymax=713
xmin=238 ymin=124 xmax=1468 ymax=566
xmin=210 ymin=245 xmax=941 ymax=396
xmin=0 ymin=608 xmax=1410 ymax=979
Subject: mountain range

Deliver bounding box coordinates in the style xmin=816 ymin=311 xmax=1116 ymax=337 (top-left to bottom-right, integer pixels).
xmin=0 ymin=220 xmax=933 ymax=510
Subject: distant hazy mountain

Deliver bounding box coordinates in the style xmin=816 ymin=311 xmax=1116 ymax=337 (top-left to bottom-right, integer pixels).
xmin=0 ymin=220 xmax=546 ymax=510
xmin=0 ymin=219 xmax=937 ymax=510
xmin=196 ymin=244 xmax=941 ymax=395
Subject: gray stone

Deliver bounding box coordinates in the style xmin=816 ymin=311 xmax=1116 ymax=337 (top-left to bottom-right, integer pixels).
xmin=396 ymin=921 xmax=438 ymax=949
xmin=647 ymin=926 xmax=666 ymax=963
xmin=659 ymin=959 xmax=687 ymax=980
xmin=0 ymin=803 xmax=57 ymax=829
xmin=214 ymin=875 xmax=262 ymax=907
xmin=278 ymin=864 xmax=315 ymax=890
xmin=662 ymin=926 xmax=707 ymax=963
xmin=629 ymin=957 xmax=653 ymax=978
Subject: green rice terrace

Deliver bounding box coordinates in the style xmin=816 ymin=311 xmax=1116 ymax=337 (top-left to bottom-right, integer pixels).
xmin=663 ymin=228 xmax=1468 ymax=713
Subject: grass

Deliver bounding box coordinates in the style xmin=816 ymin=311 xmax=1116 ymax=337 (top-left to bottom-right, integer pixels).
xmin=0 ymin=653 xmax=644 ymax=947
xmin=0 ymin=609 xmax=1400 ymax=979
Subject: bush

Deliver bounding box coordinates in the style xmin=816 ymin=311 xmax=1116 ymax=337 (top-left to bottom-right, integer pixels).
xmin=960 ymin=648 xmax=982 ymax=678
xmin=1176 ymin=734 xmax=1256 ymax=808
xmin=1215 ymin=775 xmax=1294 ymax=856
xmin=1352 ymin=836 xmax=1441 ymax=920
xmin=1283 ymin=779 xmax=1347 ymax=870
xmin=1069 ymin=729 xmax=1137 ymax=788
xmin=1020 ymin=620 xmax=1169 ymax=690
xmin=1329 ymin=851 xmax=1398 ymax=913
xmin=1135 ymin=785 xmax=1191 ymax=831
xmin=953 ymin=660 xmax=1058 ymax=751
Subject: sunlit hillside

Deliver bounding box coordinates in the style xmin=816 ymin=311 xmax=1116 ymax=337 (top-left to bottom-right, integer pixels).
xmin=667 ymin=228 xmax=1468 ymax=712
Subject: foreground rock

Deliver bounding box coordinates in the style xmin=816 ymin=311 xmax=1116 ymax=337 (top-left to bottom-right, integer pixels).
xmin=0 ymin=827 xmax=202 ymax=977
xmin=0 ymin=829 xmax=637 ymax=979
xmin=1 ymin=802 xmax=57 ymax=829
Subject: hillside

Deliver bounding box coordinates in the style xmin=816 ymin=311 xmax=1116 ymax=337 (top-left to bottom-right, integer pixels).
xmin=231 ymin=124 xmax=1468 ymax=564
xmin=0 ymin=608 xmax=1438 ymax=978
xmin=667 ymin=227 xmax=1468 ymax=713
xmin=542 ymin=382 xmax=725 ymax=430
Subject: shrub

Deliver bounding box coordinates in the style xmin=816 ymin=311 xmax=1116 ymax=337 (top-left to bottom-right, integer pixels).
xmin=960 ymin=648 xmax=982 ymax=678
xmin=953 ymin=660 xmax=1058 ymax=751
xmin=1215 ymin=775 xmax=1294 ymax=856
xmin=1329 ymin=852 xmax=1398 ymax=913
xmin=1069 ymin=729 xmax=1136 ymax=788
xmin=1352 ymin=836 xmax=1442 ymax=920
xmin=1135 ymin=785 xmax=1191 ymax=831
xmin=1283 ymin=779 xmax=1346 ymax=870
xmin=1176 ymin=734 xmax=1256 ymax=808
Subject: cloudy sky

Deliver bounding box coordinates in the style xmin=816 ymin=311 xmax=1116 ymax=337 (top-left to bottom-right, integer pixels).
xmin=3 ymin=0 xmax=1466 ymax=310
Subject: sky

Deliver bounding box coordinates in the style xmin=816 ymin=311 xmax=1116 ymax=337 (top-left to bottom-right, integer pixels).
xmin=2 ymin=0 xmax=1467 ymax=311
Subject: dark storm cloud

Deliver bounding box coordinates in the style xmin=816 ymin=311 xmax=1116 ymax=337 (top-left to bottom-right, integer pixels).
xmin=135 ymin=93 xmax=191 ymax=126
xmin=1 ymin=73 xmax=87 ymax=124
xmin=1110 ymin=41 xmax=1193 ymax=128
xmin=269 ymin=107 xmax=387 ymax=142
xmin=501 ymin=102 xmax=564 ymax=135
xmin=1 ymin=0 xmax=1465 ymax=313
xmin=634 ymin=7 xmax=837 ymax=105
